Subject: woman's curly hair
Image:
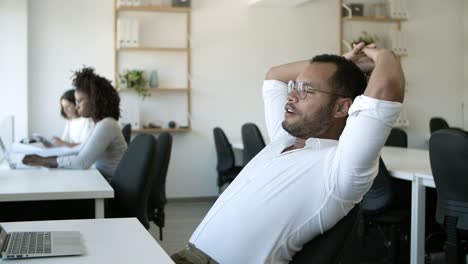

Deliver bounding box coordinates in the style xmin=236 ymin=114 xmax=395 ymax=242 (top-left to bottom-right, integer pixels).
xmin=72 ymin=67 xmax=121 ymax=121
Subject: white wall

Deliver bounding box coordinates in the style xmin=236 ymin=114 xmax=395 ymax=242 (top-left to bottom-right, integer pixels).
xmin=403 ymin=0 xmax=464 ymax=147
xmin=0 ymin=0 xmax=28 ymax=141
xmin=28 ymin=0 xmax=114 ymax=137
xmin=27 ymin=0 xmax=466 ymax=197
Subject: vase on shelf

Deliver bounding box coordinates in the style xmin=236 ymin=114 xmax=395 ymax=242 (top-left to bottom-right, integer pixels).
xmin=149 ymin=70 xmax=159 ymax=88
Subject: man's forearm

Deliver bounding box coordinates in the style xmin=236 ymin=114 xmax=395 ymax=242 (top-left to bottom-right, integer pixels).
xmin=265 ymin=60 xmax=309 ymax=83
xmin=364 ymin=50 xmax=405 ymax=103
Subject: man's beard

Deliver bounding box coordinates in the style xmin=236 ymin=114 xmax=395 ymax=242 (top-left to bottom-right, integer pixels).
xmin=282 ymin=104 xmax=334 ymax=139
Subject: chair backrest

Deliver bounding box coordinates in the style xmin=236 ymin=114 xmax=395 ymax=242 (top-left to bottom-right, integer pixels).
xmin=290 ymin=205 xmax=361 ymax=264
xmin=241 ymin=123 xmax=266 ymax=166
xmin=121 ymin=123 xmax=132 ymax=145
xmin=430 ymin=117 xmax=449 ymax=134
xmin=362 ymin=157 xmax=393 ymax=214
xmin=385 ymin=128 xmax=408 ymax=148
xmin=110 ymin=134 xmax=157 ymax=229
xmin=213 ymin=127 xmax=236 ymax=173
xmin=150 ymin=132 xmax=173 ymax=210
xmin=429 ymin=128 xmax=468 ymax=231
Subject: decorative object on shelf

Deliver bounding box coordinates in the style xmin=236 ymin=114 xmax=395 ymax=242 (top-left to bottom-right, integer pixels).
xmin=143 ymin=121 xmax=161 ymax=129
xmin=350 ymin=3 xmax=364 ymax=16
xmin=168 ymin=121 xmax=176 ymax=128
xmin=119 ymin=69 xmax=150 ymax=99
xmin=172 ymin=0 xmax=190 ymax=7
xmin=149 ymin=70 xmax=159 ymax=88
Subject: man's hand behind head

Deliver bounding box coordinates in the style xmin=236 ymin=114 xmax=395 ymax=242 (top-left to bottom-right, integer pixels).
xmin=343 ymin=42 xmax=376 ymax=74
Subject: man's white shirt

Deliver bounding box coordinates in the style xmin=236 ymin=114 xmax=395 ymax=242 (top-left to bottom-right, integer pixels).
xmin=190 ymin=80 xmax=402 ymax=264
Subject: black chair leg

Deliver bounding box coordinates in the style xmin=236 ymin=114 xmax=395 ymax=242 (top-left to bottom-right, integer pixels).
xmin=154 ymin=208 xmax=165 ymax=241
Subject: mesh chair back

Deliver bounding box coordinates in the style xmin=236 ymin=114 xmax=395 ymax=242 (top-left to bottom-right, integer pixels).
xmin=429 ymin=128 xmax=468 ymax=231
xmin=110 ymin=134 xmax=157 ymax=229
xmin=430 ymin=117 xmax=449 ymax=134
xmin=290 ymin=205 xmax=361 ymax=264
xmin=362 ymin=158 xmax=393 ymax=213
xmin=213 ymin=127 xmax=236 ymax=173
xmin=121 ymin=123 xmax=132 ymax=145
xmin=241 ymin=123 xmax=266 ymax=166
xmin=385 ymin=128 xmax=407 ymax=148
xmin=150 ymin=132 xmax=172 ymax=210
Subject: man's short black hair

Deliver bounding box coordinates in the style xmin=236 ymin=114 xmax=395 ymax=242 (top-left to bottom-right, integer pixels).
xmin=72 ymin=67 xmax=121 ymax=121
xmin=310 ymin=54 xmax=367 ymax=100
xmin=60 ymin=89 xmax=76 ymax=119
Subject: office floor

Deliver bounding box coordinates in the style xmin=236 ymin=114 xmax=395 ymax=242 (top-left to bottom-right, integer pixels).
xmin=149 ymin=200 xmax=215 ymax=255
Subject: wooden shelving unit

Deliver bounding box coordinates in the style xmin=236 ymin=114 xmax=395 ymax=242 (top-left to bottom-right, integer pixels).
xmin=114 ymin=0 xmax=192 ymax=133
xmin=117 ymin=5 xmax=190 ymax=13
xmin=118 ymin=47 xmax=188 ymax=52
xmin=118 ymin=88 xmax=189 ymax=93
xmin=339 ymin=0 xmax=406 ymax=53
xmin=132 ymin=127 xmax=191 ymax=133
xmin=339 ymin=0 xmax=410 ymax=128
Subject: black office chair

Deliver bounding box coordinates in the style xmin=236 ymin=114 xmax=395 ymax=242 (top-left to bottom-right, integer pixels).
xmin=385 ymin=128 xmax=408 ymax=148
xmin=429 ymin=128 xmax=468 ymax=264
xmin=121 ymin=123 xmax=132 ymax=145
xmin=213 ymin=127 xmax=242 ymax=193
xmin=290 ymin=205 xmax=361 ymax=264
xmin=148 ymin=132 xmax=172 ymax=241
xmin=430 ymin=117 xmax=449 ymax=134
xmin=385 ymin=128 xmax=412 ymax=211
xmin=361 ymin=158 xmax=411 ymax=263
xmin=241 ymin=123 xmax=266 ymax=166
xmin=107 ymin=134 xmax=157 ymax=229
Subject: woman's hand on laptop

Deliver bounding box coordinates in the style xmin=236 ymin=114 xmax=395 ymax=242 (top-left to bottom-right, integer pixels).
xmin=23 ymin=155 xmax=58 ymax=168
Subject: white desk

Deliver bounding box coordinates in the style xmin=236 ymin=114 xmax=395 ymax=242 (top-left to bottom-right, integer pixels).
xmin=0 ymin=169 xmax=114 ymax=218
xmin=0 ymin=218 xmax=174 ymax=264
xmin=381 ymin=146 xmax=434 ymax=264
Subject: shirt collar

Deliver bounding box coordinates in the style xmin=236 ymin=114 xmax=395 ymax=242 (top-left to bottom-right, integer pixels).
xmin=304 ymin=138 xmax=338 ymax=150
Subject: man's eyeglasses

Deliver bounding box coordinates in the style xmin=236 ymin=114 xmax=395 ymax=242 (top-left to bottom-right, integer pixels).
xmin=287 ymin=80 xmax=348 ymax=99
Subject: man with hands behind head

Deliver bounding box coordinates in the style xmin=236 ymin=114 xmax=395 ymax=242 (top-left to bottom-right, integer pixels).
xmin=171 ymin=43 xmax=405 ymax=264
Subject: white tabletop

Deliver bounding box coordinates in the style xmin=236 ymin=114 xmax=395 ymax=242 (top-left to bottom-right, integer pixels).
xmin=0 ymin=218 xmax=174 ymax=264
xmin=0 ymin=169 xmax=113 ymax=202
xmin=381 ymin=146 xmax=434 ymax=187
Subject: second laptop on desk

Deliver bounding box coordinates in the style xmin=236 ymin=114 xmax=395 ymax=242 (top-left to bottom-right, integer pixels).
xmin=0 ymin=225 xmax=84 ymax=259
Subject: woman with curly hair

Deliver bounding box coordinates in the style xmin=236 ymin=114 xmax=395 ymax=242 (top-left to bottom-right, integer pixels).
xmin=23 ymin=67 xmax=127 ymax=181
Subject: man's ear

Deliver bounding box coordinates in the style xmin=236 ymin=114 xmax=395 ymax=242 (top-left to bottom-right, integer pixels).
xmin=333 ymin=98 xmax=352 ymax=118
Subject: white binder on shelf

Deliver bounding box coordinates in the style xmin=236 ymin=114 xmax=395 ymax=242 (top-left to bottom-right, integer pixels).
xmin=124 ymin=19 xmax=132 ymax=47
xmin=399 ymin=0 xmax=408 ymax=19
xmin=129 ymin=19 xmax=140 ymax=47
xmin=390 ymin=29 xmax=407 ymax=56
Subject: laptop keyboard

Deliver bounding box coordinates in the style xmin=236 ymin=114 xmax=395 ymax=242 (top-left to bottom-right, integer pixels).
xmin=6 ymin=232 xmax=52 ymax=255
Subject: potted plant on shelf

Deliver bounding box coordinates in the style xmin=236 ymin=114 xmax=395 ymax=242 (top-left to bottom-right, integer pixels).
xmin=343 ymin=31 xmax=380 ymax=52
xmin=119 ymin=70 xmax=150 ymax=99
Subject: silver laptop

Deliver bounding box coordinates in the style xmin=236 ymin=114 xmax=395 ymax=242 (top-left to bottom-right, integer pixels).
xmin=0 ymin=225 xmax=84 ymax=259
xmin=0 ymin=137 xmax=37 ymax=170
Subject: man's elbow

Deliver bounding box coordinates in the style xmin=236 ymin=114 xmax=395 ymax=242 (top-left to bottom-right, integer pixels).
xmin=265 ymin=66 xmax=280 ymax=80
xmin=365 ymin=78 xmax=405 ymax=103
